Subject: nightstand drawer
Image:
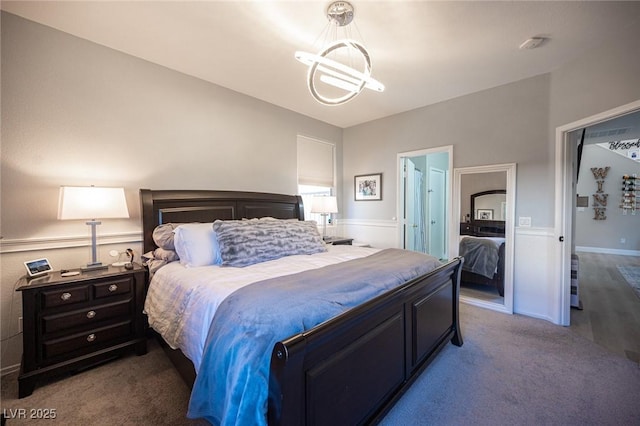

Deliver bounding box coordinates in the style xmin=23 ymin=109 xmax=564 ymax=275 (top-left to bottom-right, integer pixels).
xmin=42 ymin=299 xmax=132 ymax=334
xmin=93 ymin=278 xmax=131 ymax=298
xmin=43 ymin=321 xmax=132 ymax=359
xmin=42 ymin=286 xmax=89 ymax=309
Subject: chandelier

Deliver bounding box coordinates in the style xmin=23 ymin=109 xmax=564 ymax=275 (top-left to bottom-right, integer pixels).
xmin=295 ymin=1 xmax=384 ymax=106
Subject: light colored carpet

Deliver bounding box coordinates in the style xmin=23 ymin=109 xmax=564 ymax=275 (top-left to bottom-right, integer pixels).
xmin=2 ymin=304 xmax=639 ymax=425
xmin=381 ymin=303 xmax=640 ymax=425
xmin=0 ymin=338 xmax=207 ymax=426
xmin=616 ymin=265 xmax=640 ymax=299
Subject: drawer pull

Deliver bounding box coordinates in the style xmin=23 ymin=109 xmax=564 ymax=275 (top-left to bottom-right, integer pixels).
xmin=108 ymin=284 xmax=118 ymax=292
xmin=86 ymin=334 xmax=96 ymax=342
xmin=86 ymin=310 xmax=96 ymax=319
xmin=60 ymin=292 xmax=72 ymax=301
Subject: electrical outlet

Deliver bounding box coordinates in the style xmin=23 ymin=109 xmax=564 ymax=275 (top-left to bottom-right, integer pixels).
xmin=18 ymin=317 xmax=23 ymax=333
xmin=620 ymin=238 xmax=626 ymax=244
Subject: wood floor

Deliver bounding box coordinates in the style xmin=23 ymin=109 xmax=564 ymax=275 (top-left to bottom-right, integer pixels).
xmin=569 ymin=252 xmax=640 ymax=364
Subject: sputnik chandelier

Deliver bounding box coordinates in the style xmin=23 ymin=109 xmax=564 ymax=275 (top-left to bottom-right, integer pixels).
xmin=295 ymin=1 xmax=384 ymax=106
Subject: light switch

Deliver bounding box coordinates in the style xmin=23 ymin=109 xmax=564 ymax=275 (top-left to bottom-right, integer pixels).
xmin=518 ymin=217 xmax=532 ymax=227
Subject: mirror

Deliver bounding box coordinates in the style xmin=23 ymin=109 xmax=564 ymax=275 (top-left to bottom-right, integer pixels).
xmin=472 ymin=190 xmax=506 ymax=221
xmin=452 ymin=164 xmax=516 ymax=314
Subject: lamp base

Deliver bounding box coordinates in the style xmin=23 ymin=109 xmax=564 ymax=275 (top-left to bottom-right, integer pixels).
xmin=81 ymin=263 xmax=108 ymax=272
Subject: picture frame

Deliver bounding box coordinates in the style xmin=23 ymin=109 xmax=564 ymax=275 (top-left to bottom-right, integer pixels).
xmin=354 ymin=173 xmax=382 ymax=201
xmin=477 ymin=209 xmax=494 ymax=220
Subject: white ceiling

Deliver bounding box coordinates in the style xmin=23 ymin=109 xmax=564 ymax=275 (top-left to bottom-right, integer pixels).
xmin=3 ymin=1 xmax=640 ymax=128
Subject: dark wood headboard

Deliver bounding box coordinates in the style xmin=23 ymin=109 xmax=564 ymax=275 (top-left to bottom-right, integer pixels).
xmin=140 ymin=189 xmax=304 ymax=254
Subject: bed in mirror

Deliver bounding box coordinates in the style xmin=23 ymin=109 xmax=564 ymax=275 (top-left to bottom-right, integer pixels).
xmin=460 ymin=189 xmax=506 ymax=296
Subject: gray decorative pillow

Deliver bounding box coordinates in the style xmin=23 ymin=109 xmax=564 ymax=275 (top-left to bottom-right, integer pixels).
xmin=213 ymin=219 xmax=326 ymax=267
xmin=153 ymin=247 xmax=179 ymax=262
xmin=153 ymin=223 xmax=177 ymax=250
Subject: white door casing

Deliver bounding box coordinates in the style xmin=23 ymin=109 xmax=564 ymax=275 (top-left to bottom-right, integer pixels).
xmin=554 ymin=99 xmax=640 ymax=326
xmin=397 ymin=146 xmax=453 ymax=254
xmin=453 ymin=163 xmax=516 ymax=314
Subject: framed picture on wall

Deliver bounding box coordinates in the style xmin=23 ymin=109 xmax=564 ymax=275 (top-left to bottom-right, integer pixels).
xmin=355 ymin=173 xmax=382 ymax=201
xmin=477 ymin=209 xmax=493 ymax=220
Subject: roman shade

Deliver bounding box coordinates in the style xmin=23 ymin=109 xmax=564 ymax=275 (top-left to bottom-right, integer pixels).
xmin=297 ymin=136 xmax=335 ymax=187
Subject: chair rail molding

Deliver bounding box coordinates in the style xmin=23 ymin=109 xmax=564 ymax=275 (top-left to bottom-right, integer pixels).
xmin=0 ymin=231 xmax=143 ymax=254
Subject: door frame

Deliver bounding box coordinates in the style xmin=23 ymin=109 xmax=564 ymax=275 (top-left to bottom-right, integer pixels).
xmin=453 ymin=163 xmax=516 ymax=314
xmin=397 ymin=146 xmax=453 ymax=251
xmin=554 ymin=99 xmax=640 ymax=326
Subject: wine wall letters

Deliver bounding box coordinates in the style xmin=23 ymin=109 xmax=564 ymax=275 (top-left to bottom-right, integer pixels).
xmin=590 ymin=166 xmax=610 ymax=220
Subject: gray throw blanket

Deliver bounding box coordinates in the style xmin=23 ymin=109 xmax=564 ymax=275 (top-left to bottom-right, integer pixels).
xmin=187 ymin=248 xmax=441 ymax=425
xmin=459 ymin=237 xmax=500 ymax=279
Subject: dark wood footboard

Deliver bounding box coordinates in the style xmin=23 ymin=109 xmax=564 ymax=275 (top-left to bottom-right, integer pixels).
xmin=268 ymin=257 xmax=463 ymax=425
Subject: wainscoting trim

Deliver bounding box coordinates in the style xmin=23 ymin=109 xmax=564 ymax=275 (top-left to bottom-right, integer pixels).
xmin=576 ymin=246 xmax=640 ymax=257
xmin=0 ymin=232 xmax=143 ymax=254
xmin=513 ymin=226 xmax=559 ymax=324
xmin=1 ymin=363 xmax=21 ymax=377
xmin=337 ymin=219 xmax=398 ymax=228
xmin=337 ymin=219 xmax=399 ymax=248
xmin=515 ymin=226 xmax=554 ymax=237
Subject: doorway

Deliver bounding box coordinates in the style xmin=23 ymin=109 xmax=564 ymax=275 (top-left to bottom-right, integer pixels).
xmin=453 ymin=163 xmax=516 ymax=314
xmin=397 ymin=146 xmax=452 ymax=260
xmin=555 ymin=99 xmax=640 ymax=326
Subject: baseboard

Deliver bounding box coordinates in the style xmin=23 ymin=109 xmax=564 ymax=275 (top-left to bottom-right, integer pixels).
xmin=576 ymin=246 xmax=640 ymax=256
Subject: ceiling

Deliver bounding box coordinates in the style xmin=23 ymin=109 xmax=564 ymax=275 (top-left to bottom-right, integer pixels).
xmin=3 ymin=1 xmax=640 ymax=128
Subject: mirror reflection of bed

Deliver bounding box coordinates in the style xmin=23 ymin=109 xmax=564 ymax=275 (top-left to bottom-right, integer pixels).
xmin=459 ymin=189 xmax=506 ymax=304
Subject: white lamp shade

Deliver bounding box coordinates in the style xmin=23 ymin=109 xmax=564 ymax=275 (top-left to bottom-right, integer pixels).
xmin=311 ymin=196 xmax=338 ymax=214
xmin=58 ymin=186 xmax=129 ymax=220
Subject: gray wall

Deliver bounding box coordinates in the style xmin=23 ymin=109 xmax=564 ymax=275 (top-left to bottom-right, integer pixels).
xmin=0 ymin=12 xmax=343 ymax=241
xmin=343 ymin=74 xmax=550 ymax=225
xmin=575 ymin=144 xmax=640 ymax=251
xmin=3 ymin=8 xmax=640 ymax=369
xmin=0 ymin=12 xmax=342 ymax=369
xmin=343 ymin=19 xmax=640 ymax=229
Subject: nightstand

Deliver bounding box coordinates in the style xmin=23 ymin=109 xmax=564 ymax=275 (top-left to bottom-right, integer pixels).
xmin=323 ymin=237 xmax=354 ymax=245
xmin=15 ymin=264 xmax=148 ymax=398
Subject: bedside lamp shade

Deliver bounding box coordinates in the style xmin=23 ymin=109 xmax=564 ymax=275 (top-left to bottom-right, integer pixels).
xmin=58 ymin=186 xmax=129 ymax=220
xmin=311 ymin=196 xmax=338 ymax=240
xmin=58 ymin=186 xmax=129 ymax=270
xmin=311 ymin=196 xmax=338 ymax=215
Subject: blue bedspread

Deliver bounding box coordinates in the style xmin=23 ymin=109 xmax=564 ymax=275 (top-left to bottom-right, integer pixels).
xmin=187 ymin=248 xmax=441 ymax=425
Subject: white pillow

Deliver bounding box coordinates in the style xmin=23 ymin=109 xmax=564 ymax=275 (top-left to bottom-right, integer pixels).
xmin=173 ymin=223 xmax=222 ymax=268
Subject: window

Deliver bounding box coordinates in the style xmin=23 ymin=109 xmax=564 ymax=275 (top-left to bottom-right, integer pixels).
xmin=297 ymin=136 xmax=335 ymax=223
xmin=299 ymin=185 xmax=332 ymax=223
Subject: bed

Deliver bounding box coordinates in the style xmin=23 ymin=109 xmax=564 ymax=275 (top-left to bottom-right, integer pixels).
xmin=140 ymin=189 xmax=463 ymax=425
xmin=459 ymin=189 xmax=506 ymax=297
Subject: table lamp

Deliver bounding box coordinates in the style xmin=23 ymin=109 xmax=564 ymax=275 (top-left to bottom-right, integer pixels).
xmin=311 ymin=196 xmax=338 ymax=240
xmin=58 ymin=186 xmax=129 ymax=271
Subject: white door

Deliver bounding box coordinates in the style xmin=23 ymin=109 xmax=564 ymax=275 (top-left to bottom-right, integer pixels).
xmin=428 ymin=167 xmax=446 ymax=259
xmin=404 ymin=158 xmax=417 ymax=250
